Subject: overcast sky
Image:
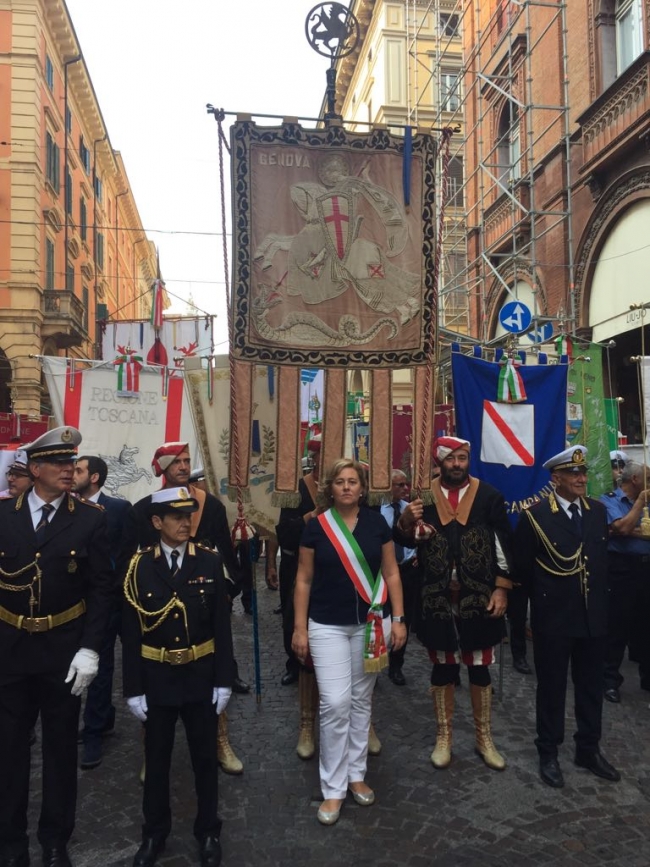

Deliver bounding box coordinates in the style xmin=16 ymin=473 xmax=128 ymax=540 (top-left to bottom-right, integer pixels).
xmin=65 ymin=1 xmax=344 ymax=348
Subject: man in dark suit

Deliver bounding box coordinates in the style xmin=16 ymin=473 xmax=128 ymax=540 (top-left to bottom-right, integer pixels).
xmin=119 ymin=441 xmax=246 ymax=775
xmin=73 ymin=455 xmax=130 ymax=770
xmin=379 ymin=469 xmax=418 ymax=686
xmin=0 ymin=427 xmax=112 ymax=867
xmin=122 ymin=486 xmax=234 ymax=867
xmin=513 ymin=445 xmax=620 ymax=789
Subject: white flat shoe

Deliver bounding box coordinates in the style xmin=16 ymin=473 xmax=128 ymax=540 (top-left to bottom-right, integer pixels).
xmin=317 ymin=805 xmax=341 ymax=825
xmin=349 ymin=787 xmax=375 ymax=806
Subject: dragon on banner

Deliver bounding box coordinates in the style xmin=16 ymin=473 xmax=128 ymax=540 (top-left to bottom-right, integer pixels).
xmin=231 ymin=121 xmax=436 ymax=369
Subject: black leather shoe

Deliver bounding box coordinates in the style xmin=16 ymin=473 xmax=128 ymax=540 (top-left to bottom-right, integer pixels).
xmin=513 ymin=656 xmax=532 ymax=675
xmin=41 ymin=847 xmax=72 ymax=867
xmin=574 ymin=751 xmax=621 ymax=782
xmin=132 ymin=838 xmax=164 ymax=867
xmin=388 ymin=666 xmax=406 ymax=686
xmin=280 ymin=669 xmax=299 ymax=686
xmin=0 ymin=852 xmax=30 ymax=867
xmin=539 ymin=758 xmax=564 ymax=788
xmin=80 ymin=739 xmax=102 ymax=770
xmin=604 ymin=687 xmax=621 ymax=703
xmin=199 ymin=835 xmax=222 ymax=867
xmin=232 ymin=677 xmax=250 ymax=695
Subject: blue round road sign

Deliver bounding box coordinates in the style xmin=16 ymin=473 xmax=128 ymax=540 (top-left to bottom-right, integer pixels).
xmin=527 ymin=322 xmax=555 ymax=343
xmin=499 ymin=301 xmax=532 ymax=334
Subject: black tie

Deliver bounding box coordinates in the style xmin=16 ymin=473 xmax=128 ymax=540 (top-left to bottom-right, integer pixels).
xmin=35 ymin=503 xmax=54 ymax=546
xmin=391 ymin=501 xmax=405 ymax=565
xmin=569 ymin=502 xmax=582 ymax=536
xmin=170 ymin=549 xmax=180 ymax=577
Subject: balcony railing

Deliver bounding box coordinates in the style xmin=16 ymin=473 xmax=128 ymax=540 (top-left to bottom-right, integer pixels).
xmin=42 ymin=289 xmax=87 ymax=348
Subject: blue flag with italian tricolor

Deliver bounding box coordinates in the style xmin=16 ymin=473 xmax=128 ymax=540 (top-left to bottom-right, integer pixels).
xmin=451 ymin=351 xmax=568 ymax=526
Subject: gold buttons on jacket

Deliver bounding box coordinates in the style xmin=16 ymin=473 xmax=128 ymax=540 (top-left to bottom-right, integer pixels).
xmin=173 ymin=612 xmax=180 ymax=619
xmin=174 ymin=636 xmax=180 ymax=643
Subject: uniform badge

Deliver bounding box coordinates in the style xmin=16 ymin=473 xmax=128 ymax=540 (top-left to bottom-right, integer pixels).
xmin=61 ymin=429 xmax=73 ymax=443
xmin=68 ymin=559 xmax=78 ymax=573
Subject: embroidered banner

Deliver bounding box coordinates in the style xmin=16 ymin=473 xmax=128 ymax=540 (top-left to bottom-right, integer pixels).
xmin=451 ymin=352 xmax=568 ymax=524
xmin=231 ymin=121 xmax=437 ymax=367
xmin=41 ymin=356 xmax=199 ymax=503
xmin=186 ymin=360 xmax=280 ymax=535
xmin=566 ymin=344 xmax=611 ymax=498
xmin=100 ymin=316 xmax=212 ymax=367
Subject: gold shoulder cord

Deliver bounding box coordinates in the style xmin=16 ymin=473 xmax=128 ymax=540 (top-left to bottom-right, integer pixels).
xmin=0 ymin=561 xmax=42 ymax=618
xmin=525 ymin=510 xmax=589 ymax=605
xmin=123 ymin=553 xmax=190 ymax=640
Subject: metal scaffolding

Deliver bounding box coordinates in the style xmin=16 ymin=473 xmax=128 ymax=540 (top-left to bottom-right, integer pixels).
xmin=407 ymin=0 xmax=575 ymax=350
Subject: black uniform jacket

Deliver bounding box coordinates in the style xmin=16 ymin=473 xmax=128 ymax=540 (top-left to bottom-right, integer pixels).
xmin=118 ymin=491 xmax=241 ymax=589
xmin=513 ymin=495 xmax=609 ymax=638
xmin=122 ymin=542 xmax=235 ymax=705
xmin=0 ymin=491 xmax=113 ymax=676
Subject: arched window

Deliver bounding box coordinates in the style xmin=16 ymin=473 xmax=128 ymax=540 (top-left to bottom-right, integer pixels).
xmin=615 ymin=0 xmax=643 ymax=74
xmin=496 ymin=101 xmax=520 ymax=185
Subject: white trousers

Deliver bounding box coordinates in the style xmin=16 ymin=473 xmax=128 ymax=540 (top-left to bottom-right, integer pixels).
xmin=308 ymin=617 xmax=390 ymax=799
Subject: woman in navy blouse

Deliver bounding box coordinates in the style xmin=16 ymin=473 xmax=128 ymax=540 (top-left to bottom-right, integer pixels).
xmin=292 ymin=458 xmax=406 ymax=825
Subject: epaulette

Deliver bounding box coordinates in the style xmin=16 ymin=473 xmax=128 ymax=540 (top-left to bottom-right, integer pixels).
xmin=196 ymin=542 xmax=218 ymax=554
xmin=77 ymin=497 xmax=104 ymax=510
xmin=137 ymin=545 xmax=155 ymax=555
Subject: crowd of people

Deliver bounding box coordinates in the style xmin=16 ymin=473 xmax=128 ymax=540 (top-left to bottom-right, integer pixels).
xmin=0 ymin=425 xmax=648 ymax=866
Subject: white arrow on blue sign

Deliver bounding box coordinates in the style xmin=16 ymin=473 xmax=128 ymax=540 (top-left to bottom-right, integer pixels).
xmin=499 ymin=301 xmax=532 ymax=334
xmin=526 ymin=322 xmax=555 ymax=343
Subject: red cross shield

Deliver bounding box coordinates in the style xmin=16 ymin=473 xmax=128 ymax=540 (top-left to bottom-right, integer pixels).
xmin=318 ymin=193 xmax=352 ymax=261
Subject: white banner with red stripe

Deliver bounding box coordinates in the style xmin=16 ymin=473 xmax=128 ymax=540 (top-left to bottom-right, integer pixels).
xmin=480 ymin=401 xmax=535 ymax=468
xmin=41 ymin=356 xmax=200 ymax=503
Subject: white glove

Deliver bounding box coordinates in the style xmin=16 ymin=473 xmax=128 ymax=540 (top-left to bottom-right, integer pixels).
xmin=64 ymin=648 xmax=99 ymax=696
xmin=126 ymin=695 xmax=148 ymax=722
xmin=212 ymin=687 xmax=232 ymax=715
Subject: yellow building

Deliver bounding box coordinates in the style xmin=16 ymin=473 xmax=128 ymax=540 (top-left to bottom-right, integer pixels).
xmin=331 ymin=0 xmax=468 ymax=403
xmin=0 ymin=0 xmax=159 ymax=415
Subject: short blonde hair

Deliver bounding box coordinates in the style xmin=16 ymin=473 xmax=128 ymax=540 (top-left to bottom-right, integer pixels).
xmin=320 ymin=458 xmax=367 ymax=507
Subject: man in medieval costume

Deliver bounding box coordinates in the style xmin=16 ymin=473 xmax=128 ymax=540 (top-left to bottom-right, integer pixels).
xmin=395 ymin=437 xmax=512 ymax=771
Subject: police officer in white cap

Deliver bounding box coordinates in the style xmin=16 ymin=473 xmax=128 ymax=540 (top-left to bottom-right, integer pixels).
xmin=513 ymin=446 xmax=620 ymax=789
xmin=122 ymin=486 xmax=234 ymax=867
xmin=0 ymin=426 xmax=113 ymax=867
xmin=609 ymin=449 xmax=629 ymax=493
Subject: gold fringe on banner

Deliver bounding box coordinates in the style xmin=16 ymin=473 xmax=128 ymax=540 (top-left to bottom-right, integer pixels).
xmin=412 ymin=365 xmax=435 ymax=496
xmin=369 ymin=369 xmax=392 ymax=497
xmin=228 ymin=359 xmax=254 ymax=492
xmin=271 ymin=366 xmax=302 ymax=508
xmin=322 ymin=369 xmax=347 ymax=476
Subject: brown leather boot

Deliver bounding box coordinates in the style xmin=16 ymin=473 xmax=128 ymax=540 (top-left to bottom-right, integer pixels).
xmin=296 ymin=669 xmax=318 ymax=760
xmin=217 ymin=710 xmax=244 ymax=774
xmin=430 ymin=684 xmax=454 ymax=768
xmin=470 ymin=683 xmax=506 ymax=770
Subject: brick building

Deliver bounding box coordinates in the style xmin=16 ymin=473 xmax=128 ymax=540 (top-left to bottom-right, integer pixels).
xmin=462 ymin=0 xmax=650 ymax=442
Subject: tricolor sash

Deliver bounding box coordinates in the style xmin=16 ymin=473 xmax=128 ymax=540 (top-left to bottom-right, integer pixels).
xmin=318 ymin=508 xmax=389 ymax=673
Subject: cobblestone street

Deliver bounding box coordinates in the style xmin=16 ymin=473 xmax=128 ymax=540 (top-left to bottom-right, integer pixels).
xmin=27 ymin=563 xmax=650 ymax=867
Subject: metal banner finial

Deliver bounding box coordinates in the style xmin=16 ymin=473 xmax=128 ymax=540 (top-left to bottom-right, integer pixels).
xmin=305 ymin=3 xmax=360 ymax=60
